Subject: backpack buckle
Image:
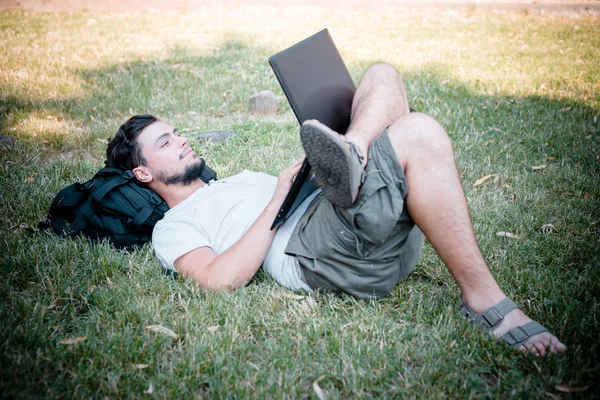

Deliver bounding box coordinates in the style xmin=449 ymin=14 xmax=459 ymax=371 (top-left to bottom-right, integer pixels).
xmin=122 ymin=170 xmax=135 ymax=180
xmin=82 ymin=181 xmax=94 ymax=190
xmin=150 ymin=194 xmax=162 ymax=205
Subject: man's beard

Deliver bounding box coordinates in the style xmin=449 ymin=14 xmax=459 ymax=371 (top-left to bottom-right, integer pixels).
xmin=154 ymin=159 xmax=206 ymax=186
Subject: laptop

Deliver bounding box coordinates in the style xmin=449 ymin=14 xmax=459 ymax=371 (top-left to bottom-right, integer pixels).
xmin=269 ymin=29 xmax=356 ymax=230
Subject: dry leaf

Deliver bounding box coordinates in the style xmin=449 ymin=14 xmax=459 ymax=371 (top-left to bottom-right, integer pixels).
xmin=555 ymin=384 xmax=590 ymax=393
xmin=474 ymin=174 xmax=498 ymax=187
xmin=545 ymin=155 xmax=556 ymax=161
xmin=568 ymin=226 xmax=578 ymax=234
xmin=105 ymin=277 xmax=114 ymax=288
xmin=312 ymin=375 xmax=327 ymax=400
xmin=208 ymin=325 xmax=220 ymax=333
xmin=25 ymin=176 xmax=34 ymax=183
xmin=283 ymin=293 xmax=306 ymax=300
xmin=559 ymin=107 xmax=572 ymax=112
xmin=583 ymin=193 xmax=590 ymax=200
xmin=449 ymin=339 xmax=456 ymax=348
xmin=145 ymin=325 xmax=178 ymax=339
xmin=215 ymin=113 xmax=225 ymax=117
xmin=88 ymin=285 xmax=96 ymax=294
xmin=133 ymin=364 xmax=149 ymax=369
xmin=532 ymin=165 xmax=546 ymax=170
xmin=59 ymin=336 xmax=87 ymax=344
xmin=187 ymin=111 xmax=197 ymax=115
xmin=496 ymin=232 xmax=521 ymax=240
xmin=541 ymin=224 xmax=556 ymax=235
xmin=144 ymin=383 xmax=154 ymax=394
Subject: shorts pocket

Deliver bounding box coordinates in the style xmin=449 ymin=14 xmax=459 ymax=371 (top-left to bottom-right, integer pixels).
xmin=300 ymin=200 xmax=365 ymax=259
xmin=347 ymin=171 xmax=404 ymax=247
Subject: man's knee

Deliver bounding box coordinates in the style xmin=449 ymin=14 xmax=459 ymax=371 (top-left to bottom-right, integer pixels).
xmin=361 ymin=62 xmax=402 ymax=85
xmin=387 ymin=112 xmax=452 ymax=156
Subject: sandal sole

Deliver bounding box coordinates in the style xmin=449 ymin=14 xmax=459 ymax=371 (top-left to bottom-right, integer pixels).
xmin=300 ymin=121 xmax=355 ymax=208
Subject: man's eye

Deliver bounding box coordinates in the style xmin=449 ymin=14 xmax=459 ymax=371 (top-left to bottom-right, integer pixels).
xmin=161 ymin=141 xmax=169 ymax=147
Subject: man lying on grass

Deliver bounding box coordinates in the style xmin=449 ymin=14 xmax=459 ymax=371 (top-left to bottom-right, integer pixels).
xmin=106 ymin=62 xmax=565 ymax=356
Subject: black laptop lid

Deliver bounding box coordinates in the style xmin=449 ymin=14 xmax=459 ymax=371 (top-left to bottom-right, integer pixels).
xmin=269 ymin=29 xmax=356 ymax=133
xmin=268 ymin=29 xmax=355 ymax=230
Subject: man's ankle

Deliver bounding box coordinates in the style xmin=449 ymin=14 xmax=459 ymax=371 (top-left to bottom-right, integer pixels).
xmin=461 ymin=288 xmax=506 ymax=314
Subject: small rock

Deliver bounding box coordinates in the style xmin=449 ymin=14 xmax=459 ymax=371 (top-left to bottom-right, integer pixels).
xmin=249 ymin=90 xmax=277 ymax=116
xmin=0 ymin=135 xmax=15 ymax=147
xmin=197 ymin=130 xmax=235 ymax=143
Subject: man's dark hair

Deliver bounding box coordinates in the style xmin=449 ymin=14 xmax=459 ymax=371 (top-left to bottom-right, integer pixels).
xmin=106 ymin=114 xmax=157 ymax=170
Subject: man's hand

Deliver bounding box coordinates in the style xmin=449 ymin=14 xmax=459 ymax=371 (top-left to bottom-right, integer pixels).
xmin=271 ymin=156 xmax=305 ymax=208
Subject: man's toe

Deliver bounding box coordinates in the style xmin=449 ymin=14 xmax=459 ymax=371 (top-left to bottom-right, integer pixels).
xmin=550 ymin=336 xmax=567 ymax=353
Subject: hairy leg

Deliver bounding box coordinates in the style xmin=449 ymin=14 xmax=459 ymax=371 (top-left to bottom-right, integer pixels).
xmin=344 ymin=62 xmax=411 ymax=165
xmin=387 ymin=112 xmax=566 ymax=356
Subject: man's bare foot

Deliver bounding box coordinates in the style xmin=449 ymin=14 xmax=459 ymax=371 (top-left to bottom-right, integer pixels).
xmin=458 ymin=295 xmax=567 ymax=356
xmin=491 ymin=307 xmax=566 ymax=356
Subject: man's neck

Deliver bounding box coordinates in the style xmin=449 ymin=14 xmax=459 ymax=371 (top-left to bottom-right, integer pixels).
xmin=153 ymin=179 xmax=206 ymax=208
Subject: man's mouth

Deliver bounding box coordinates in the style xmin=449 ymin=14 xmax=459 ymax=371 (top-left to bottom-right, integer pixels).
xmin=180 ymin=147 xmax=194 ymax=159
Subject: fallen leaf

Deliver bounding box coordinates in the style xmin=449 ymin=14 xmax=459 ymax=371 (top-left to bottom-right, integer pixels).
xmin=568 ymin=226 xmax=578 ymax=234
xmin=449 ymin=339 xmax=456 ymax=348
xmin=474 ymin=174 xmax=498 ymax=187
xmin=215 ymin=113 xmax=225 ymax=117
xmin=559 ymin=107 xmax=572 ymax=112
xmin=105 ymin=276 xmax=114 ymax=288
xmin=25 ymin=176 xmax=34 ymax=183
xmin=541 ymin=224 xmax=556 ymax=235
xmin=88 ymin=285 xmax=96 ymax=294
xmin=555 ymin=384 xmax=590 ymax=393
xmin=583 ymin=193 xmax=590 ymax=200
xmin=59 ymin=336 xmax=87 ymax=344
xmin=532 ymin=165 xmax=546 ymax=170
xmin=496 ymin=232 xmax=521 ymax=240
xmin=144 ymin=383 xmax=154 ymax=394
xmin=208 ymin=325 xmax=220 ymax=333
xmin=187 ymin=111 xmax=197 ymax=115
xmin=145 ymin=325 xmax=178 ymax=339
xmin=133 ymin=364 xmax=149 ymax=369
xmin=545 ymin=155 xmax=556 ymax=161
xmin=313 ymin=375 xmax=327 ymax=400
xmin=283 ymin=293 xmax=306 ymax=300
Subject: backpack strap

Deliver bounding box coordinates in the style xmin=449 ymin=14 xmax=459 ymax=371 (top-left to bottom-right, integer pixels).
xmin=130 ymin=192 xmax=164 ymax=229
xmin=68 ymin=169 xmax=132 ymax=235
xmin=91 ymin=169 xmax=134 ymax=204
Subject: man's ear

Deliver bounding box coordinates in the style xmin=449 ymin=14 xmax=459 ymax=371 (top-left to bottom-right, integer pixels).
xmin=133 ymin=166 xmax=153 ymax=183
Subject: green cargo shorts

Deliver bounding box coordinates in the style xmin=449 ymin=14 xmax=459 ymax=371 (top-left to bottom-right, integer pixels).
xmin=284 ymin=129 xmax=424 ymax=299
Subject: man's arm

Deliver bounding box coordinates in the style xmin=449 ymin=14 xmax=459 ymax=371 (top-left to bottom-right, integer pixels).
xmin=174 ymin=157 xmax=304 ymax=291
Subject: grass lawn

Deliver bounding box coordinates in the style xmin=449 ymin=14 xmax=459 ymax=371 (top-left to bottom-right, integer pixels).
xmin=1 ymin=6 xmax=599 ymax=398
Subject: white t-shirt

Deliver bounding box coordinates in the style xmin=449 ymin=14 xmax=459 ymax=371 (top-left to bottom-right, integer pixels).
xmin=152 ymin=170 xmax=312 ymax=292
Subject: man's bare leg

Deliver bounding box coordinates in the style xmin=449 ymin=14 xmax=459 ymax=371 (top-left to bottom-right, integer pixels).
xmin=344 ymin=62 xmax=411 ymax=164
xmin=326 ymin=62 xmax=566 ymax=355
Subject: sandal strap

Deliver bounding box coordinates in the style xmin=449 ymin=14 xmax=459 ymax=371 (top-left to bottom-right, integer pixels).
xmin=342 ymin=136 xmax=365 ymax=165
xmin=457 ymin=295 xmax=519 ymax=331
xmin=500 ymin=321 xmax=548 ymax=349
xmin=340 ymin=136 xmax=366 ymax=187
